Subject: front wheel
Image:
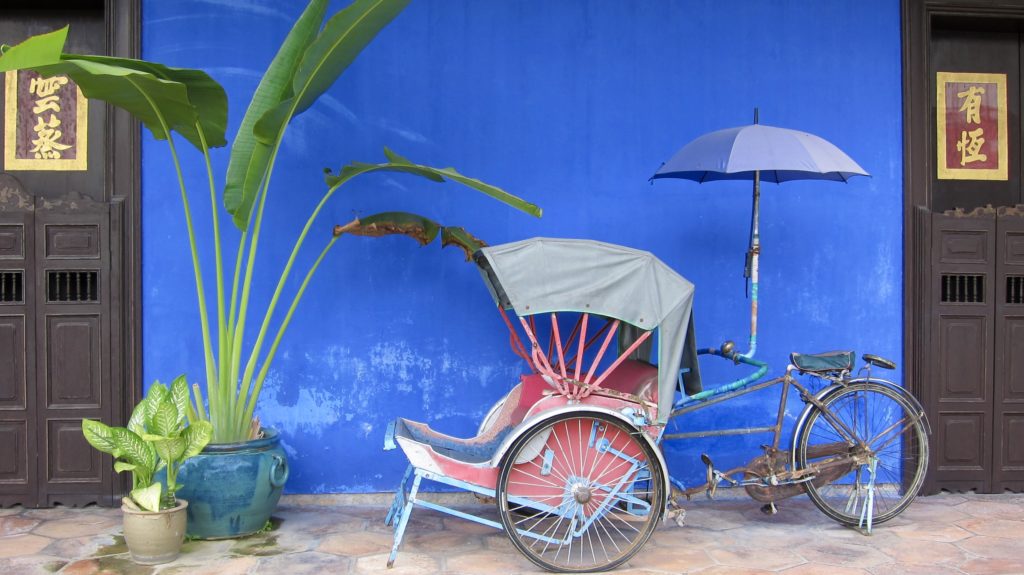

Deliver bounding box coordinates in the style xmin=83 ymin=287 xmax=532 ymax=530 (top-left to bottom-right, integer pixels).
xmin=496 ymin=413 xmax=665 ymax=573
xmin=795 ymin=382 xmax=928 ymax=526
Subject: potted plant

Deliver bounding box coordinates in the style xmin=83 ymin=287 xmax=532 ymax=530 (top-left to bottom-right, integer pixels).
xmin=82 ymin=376 xmax=213 ymax=565
xmin=1 ymin=0 xmax=540 ymax=538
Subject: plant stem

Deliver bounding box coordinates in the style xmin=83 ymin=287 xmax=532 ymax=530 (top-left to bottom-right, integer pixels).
xmin=230 ymin=151 xmax=279 ymax=439
xmin=243 ymin=235 xmax=339 ymax=428
xmin=197 ymin=123 xmax=230 ymax=432
xmin=132 ymin=78 xmax=218 ymax=399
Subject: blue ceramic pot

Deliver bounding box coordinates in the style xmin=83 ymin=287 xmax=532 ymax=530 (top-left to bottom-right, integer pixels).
xmin=175 ymin=428 xmax=289 ymax=539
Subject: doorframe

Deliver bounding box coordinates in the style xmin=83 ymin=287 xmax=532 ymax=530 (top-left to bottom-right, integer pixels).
xmin=105 ymin=0 xmax=142 ymax=505
xmin=901 ymin=0 xmax=1024 ymax=494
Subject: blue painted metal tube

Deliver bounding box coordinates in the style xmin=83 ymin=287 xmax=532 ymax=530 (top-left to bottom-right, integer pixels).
xmin=673 ymin=349 xmax=769 ymax=408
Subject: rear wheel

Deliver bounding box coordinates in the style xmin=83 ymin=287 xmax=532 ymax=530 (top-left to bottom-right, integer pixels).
xmin=796 ymin=382 xmax=928 ymax=526
xmin=496 ymin=413 xmax=665 ymax=573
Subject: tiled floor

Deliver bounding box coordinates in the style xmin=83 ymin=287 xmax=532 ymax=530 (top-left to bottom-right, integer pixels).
xmin=1 ymin=492 xmax=1022 ymax=574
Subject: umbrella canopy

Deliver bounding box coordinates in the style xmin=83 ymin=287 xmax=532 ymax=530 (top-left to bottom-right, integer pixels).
xmin=651 ymin=123 xmax=869 ymax=183
xmin=650 ymin=119 xmax=869 ymax=361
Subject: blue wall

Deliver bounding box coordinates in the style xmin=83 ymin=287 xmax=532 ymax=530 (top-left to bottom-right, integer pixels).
xmin=141 ymin=0 xmax=903 ymax=492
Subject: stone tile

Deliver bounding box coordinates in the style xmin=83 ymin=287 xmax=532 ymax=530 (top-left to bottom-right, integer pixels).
xmin=956 ymin=535 xmax=1024 ymax=561
xmin=251 ymin=551 xmax=349 ymax=574
xmin=444 ymin=549 xmax=534 ymax=574
xmin=0 ymin=516 xmax=40 ymax=536
xmin=627 ymin=545 xmax=715 ymax=572
xmin=81 ymin=555 xmax=155 ymax=575
xmin=952 ymin=500 xmax=1023 ymax=520
xmin=889 ymin=520 xmax=973 ymax=542
xmin=400 ymin=529 xmax=481 ymax=555
xmin=318 ymin=530 xmax=394 ymax=557
xmin=894 ymin=502 xmax=971 ymax=524
xmin=41 ymin=533 xmax=122 ymax=559
xmin=228 ymin=531 xmax=304 ymax=557
xmin=960 ymin=557 xmax=1024 ymax=575
xmin=707 ymin=546 xmax=804 ymax=571
xmin=0 ymin=554 xmax=67 ymax=575
xmin=796 ymin=540 xmax=890 ymax=569
xmin=955 ymin=517 xmax=1024 ymax=538
xmin=0 ymin=507 xmax=24 ymax=517
xmin=866 ymin=563 xmax=966 ymax=575
xmin=61 ymin=558 xmax=101 ymax=575
xmin=161 ymin=556 xmax=259 ymax=575
xmin=691 ymin=566 xmax=775 ymax=575
xmin=0 ymin=534 xmax=52 ymax=558
xmin=781 ymin=565 xmax=870 ymax=575
xmin=873 ymin=538 xmax=967 ymax=566
xmin=274 ymin=506 xmax=368 ymax=535
xmin=354 ymin=551 xmax=440 ymax=574
xmin=31 ymin=514 xmax=119 ymax=539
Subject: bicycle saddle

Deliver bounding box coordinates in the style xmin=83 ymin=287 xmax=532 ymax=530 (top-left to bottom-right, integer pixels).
xmin=790 ymin=351 xmax=855 ymax=374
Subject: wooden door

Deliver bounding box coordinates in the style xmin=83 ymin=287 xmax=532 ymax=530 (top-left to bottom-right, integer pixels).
xmin=0 ymin=1 xmax=140 ymax=508
xmin=994 ymin=208 xmax=1024 ymax=492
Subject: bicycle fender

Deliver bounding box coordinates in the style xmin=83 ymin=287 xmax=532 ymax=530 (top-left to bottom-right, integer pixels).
xmin=490 ymin=405 xmax=672 ymax=497
xmin=789 ymin=377 xmax=933 ymax=469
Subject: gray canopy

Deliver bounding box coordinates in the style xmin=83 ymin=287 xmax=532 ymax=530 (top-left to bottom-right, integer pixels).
xmin=474 ymin=238 xmax=701 ymax=423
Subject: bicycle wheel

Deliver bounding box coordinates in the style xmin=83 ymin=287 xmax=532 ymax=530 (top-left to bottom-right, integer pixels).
xmin=795 ymin=382 xmax=928 ymax=526
xmin=496 ymin=413 xmax=665 ymax=573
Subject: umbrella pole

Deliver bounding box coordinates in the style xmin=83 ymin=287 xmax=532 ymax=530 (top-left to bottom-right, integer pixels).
xmin=742 ymin=170 xmax=760 ymax=359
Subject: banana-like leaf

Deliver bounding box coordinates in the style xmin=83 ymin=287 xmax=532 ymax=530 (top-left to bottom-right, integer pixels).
xmin=182 ymin=421 xmax=214 ymax=459
xmin=253 ymin=0 xmax=410 ymax=144
xmin=169 ymin=375 xmax=190 ymax=428
xmin=0 ymin=26 xmax=67 ymax=69
xmin=224 ymin=0 xmax=328 ymax=231
xmin=0 ymin=50 xmax=200 ymax=148
xmin=82 ymin=419 xmax=119 ymax=457
xmin=333 ymin=213 xmax=486 ymax=260
xmin=324 ymin=149 xmax=542 ymax=218
xmin=131 ymin=483 xmax=163 ymax=513
xmin=68 ymin=54 xmax=227 ymax=148
xmin=441 ymin=226 xmax=488 ymax=261
xmin=334 ymin=212 xmax=440 ymax=245
xmin=111 ymin=428 xmax=156 ymax=472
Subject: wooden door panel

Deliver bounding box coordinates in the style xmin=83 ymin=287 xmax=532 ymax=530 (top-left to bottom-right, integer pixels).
xmin=994 ymin=210 xmax=1024 ymax=491
xmin=930 ymin=211 xmax=996 ymax=491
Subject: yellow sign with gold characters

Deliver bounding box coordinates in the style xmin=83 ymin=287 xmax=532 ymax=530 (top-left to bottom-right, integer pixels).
xmin=4 ymin=69 xmax=88 ymax=171
xmin=936 ymin=71 xmax=1007 ymax=181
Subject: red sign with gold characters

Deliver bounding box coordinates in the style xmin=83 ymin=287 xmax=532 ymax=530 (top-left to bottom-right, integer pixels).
xmin=936 ymin=71 xmax=1007 ymax=181
xmin=4 ymin=69 xmax=88 ymax=171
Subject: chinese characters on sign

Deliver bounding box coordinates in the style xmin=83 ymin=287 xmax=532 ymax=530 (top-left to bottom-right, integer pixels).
xmin=936 ymin=71 xmax=1007 ymax=181
xmin=3 ymin=69 xmax=88 ymax=171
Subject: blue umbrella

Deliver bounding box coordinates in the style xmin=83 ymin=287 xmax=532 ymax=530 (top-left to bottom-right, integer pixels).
xmin=650 ymin=116 xmax=869 ymax=359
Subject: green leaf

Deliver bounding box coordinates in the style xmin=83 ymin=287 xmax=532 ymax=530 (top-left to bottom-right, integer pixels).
xmin=324 ymin=150 xmax=542 ymax=218
xmin=152 ymin=437 xmax=187 ymax=464
xmin=334 ymin=212 xmax=440 ymax=245
xmin=441 ymin=226 xmax=487 ymax=261
xmin=111 ymin=428 xmax=156 ymax=472
xmin=68 ymin=54 xmax=228 ymax=148
xmin=81 ymin=419 xmax=119 ymax=457
xmin=182 ymin=421 xmax=214 ymax=459
xmin=113 ymin=461 xmax=137 ymax=474
xmin=130 ymin=483 xmax=163 ymax=513
xmin=0 ymin=27 xmax=68 ymax=70
xmin=127 ymin=398 xmax=148 ymax=435
xmin=5 ymin=57 xmax=199 ymax=147
xmin=254 ymin=0 xmax=410 ymax=144
xmin=150 ymin=399 xmax=179 ymax=437
xmin=169 ymin=375 xmax=190 ymax=428
xmin=224 ymin=0 xmax=329 ymax=231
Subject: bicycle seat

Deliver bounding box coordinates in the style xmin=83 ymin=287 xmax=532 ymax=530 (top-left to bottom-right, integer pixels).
xmin=790 ymin=351 xmax=854 ymax=374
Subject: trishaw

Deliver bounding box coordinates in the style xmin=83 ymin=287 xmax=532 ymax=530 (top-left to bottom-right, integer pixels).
xmin=383 ymin=237 xmax=930 ymax=573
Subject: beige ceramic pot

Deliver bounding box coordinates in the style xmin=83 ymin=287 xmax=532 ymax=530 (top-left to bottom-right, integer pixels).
xmin=121 ymin=499 xmax=188 ymax=565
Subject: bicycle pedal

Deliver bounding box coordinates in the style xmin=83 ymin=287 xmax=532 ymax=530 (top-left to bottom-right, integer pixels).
xmin=760 ymin=502 xmax=778 ymax=515
xmin=667 ymin=507 xmax=686 ymax=527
